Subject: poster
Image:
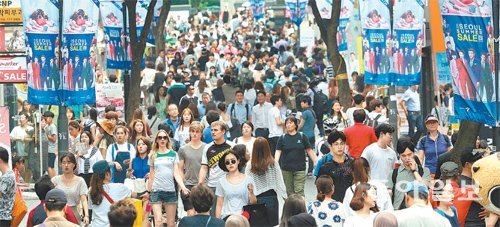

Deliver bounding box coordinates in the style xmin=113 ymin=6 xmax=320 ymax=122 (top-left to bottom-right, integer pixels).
xmin=359 ymin=0 xmax=391 ymax=85
xmin=440 ymin=0 xmax=498 ymax=126
xmin=286 ymin=0 xmax=307 ymax=26
xmin=95 ymin=83 xmax=125 ymax=119
xmin=21 ymin=0 xmax=61 ymax=104
xmin=392 ymin=0 xmax=425 ymax=86
xmin=0 ymin=107 xmax=10 ymax=166
xmin=61 ymin=0 xmax=99 ymax=105
xmin=300 ymin=28 xmax=315 ymax=47
xmin=0 ymin=0 xmax=22 ymax=23
xmin=0 ymin=56 xmax=27 ymax=83
xmin=316 ymin=0 xmax=332 ymax=19
xmin=146 ymin=0 xmax=163 ymax=45
xmin=338 ymin=0 xmax=354 ymax=52
xmin=0 ymin=26 xmax=25 ymax=52
xmin=250 ymin=0 xmax=265 ymax=20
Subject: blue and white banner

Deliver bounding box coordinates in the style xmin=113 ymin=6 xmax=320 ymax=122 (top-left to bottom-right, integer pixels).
xmin=440 ymin=0 xmax=498 ymax=126
xmin=62 ymin=0 xmax=99 ymax=105
xmin=392 ymin=0 xmax=425 ymax=86
xmin=21 ymin=0 xmax=61 ymax=104
xmin=316 ymin=0 xmax=332 ymax=19
xmin=360 ymin=0 xmax=391 ymax=85
xmin=250 ymin=0 xmax=265 ymax=21
xmin=338 ymin=0 xmax=354 ymax=52
xmin=286 ymin=0 xmax=307 ymax=26
xmin=100 ymin=1 xmax=128 ymax=69
xmin=146 ymin=0 xmax=162 ymax=45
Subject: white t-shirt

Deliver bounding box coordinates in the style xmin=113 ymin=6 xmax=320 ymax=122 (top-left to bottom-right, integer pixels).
xmin=215 ymin=175 xmax=254 ymax=219
xmin=343 ymin=181 xmax=394 ymax=216
xmin=90 ymin=183 xmax=132 ymax=226
xmin=346 ymin=107 xmax=369 ymax=126
xmin=268 ymin=107 xmax=284 ymax=138
xmin=174 ymin=126 xmax=190 ymax=148
xmin=367 ymin=112 xmax=387 ymax=125
xmin=106 ymin=143 xmax=137 ymax=163
xmin=235 ymin=137 xmax=256 ymax=159
xmin=344 ymin=211 xmax=377 ymax=227
xmin=77 ymin=147 xmax=103 ymax=174
xmin=361 ymin=143 xmax=397 ymax=184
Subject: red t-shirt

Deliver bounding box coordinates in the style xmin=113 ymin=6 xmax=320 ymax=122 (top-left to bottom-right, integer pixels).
xmin=344 ymin=123 xmax=377 ymax=158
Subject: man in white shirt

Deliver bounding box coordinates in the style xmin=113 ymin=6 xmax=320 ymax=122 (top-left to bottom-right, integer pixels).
xmin=395 ymin=181 xmax=451 ymax=227
xmin=346 ymin=94 xmax=369 ymax=126
xmin=252 ymin=90 xmax=273 ymax=138
xmin=367 ymin=99 xmax=387 ymax=126
xmin=361 ymin=123 xmax=397 ymax=183
xmin=268 ymin=95 xmax=284 ymax=156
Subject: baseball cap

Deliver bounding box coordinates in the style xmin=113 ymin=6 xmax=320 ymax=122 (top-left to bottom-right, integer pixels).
xmin=440 ymin=161 xmax=460 ymax=178
xmin=425 ymin=114 xmax=439 ymax=123
xmin=93 ymin=160 xmax=111 ymax=175
xmin=45 ymin=188 xmax=68 ymax=204
xmin=43 ymin=111 xmax=54 ymax=118
xmin=404 ymin=181 xmax=429 ymax=196
xmin=461 ymin=147 xmax=484 ymax=166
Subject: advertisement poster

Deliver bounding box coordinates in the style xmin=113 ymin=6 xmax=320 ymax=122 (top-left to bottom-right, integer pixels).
xmin=95 ymin=83 xmax=125 ymax=119
xmin=0 ymin=0 xmax=22 ymax=23
xmin=338 ymin=0 xmax=354 ymax=52
xmin=0 ymin=26 xmax=25 ymax=53
xmin=392 ymin=0 xmax=425 ymax=86
xmin=0 ymin=56 xmax=27 ymax=83
xmin=61 ymin=0 xmax=99 ymax=105
xmin=316 ymin=0 xmax=332 ymax=19
xmin=286 ymin=0 xmax=308 ymax=26
xmin=250 ymin=0 xmax=265 ymax=20
xmin=440 ymin=0 xmax=498 ymax=126
xmin=146 ymin=0 xmax=163 ymax=45
xmin=359 ymin=0 xmax=391 ymax=85
xmin=21 ymin=0 xmax=61 ymax=104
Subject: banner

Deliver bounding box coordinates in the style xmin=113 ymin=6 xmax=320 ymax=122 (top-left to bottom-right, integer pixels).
xmin=316 ymin=0 xmax=332 ymax=19
xmin=0 ymin=56 xmax=27 ymax=83
xmin=146 ymin=0 xmax=162 ymax=45
xmin=0 ymin=26 xmax=25 ymax=53
xmin=360 ymin=0 xmax=392 ymax=85
xmin=250 ymin=0 xmax=265 ymax=20
xmin=61 ymin=0 xmax=99 ymax=105
xmin=392 ymin=0 xmax=425 ymax=85
xmin=286 ymin=0 xmax=307 ymax=26
xmin=338 ymin=0 xmax=354 ymax=52
xmin=0 ymin=107 xmax=10 ymax=166
xmin=21 ymin=0 xmax=61 ymax=104
xmin=429 ymin=0 xmax=452 ymax=87
xmin=440 ymin=0 xmax=498 ymax=126
xmin=95 ymin=83 xmax=125 ymax=119
xmin=0 ymin=0 xmax=22 ymax=23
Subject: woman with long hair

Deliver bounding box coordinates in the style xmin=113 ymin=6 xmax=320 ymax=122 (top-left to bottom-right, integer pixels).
xmin=195 ymin=77 xmax=212 ymax=98
xmin=215 ymin=150 xmax=257 ymax=220
xmin=146 ymin=130 xmax=190 ymax=227
xmin=246 ymin=137 xmax=287 ymax=226
xmin=344 ymin=183 xmax=379 ymax=227
xmin=130 ymin=108 xmax=152 ymax=137
xmin=129 ymin=119 xmax=148 ymax=147
xmin=234 ymin=121 xmax=255 ymax=160
xmin=280 ymin=194 xmax=307 ymax=227
xmin=106 ymin=125 xmax=136 ymax=183
xmin=154 ymin=86 xmax=168 ymax=120
xmin=343 ymin=158 xmax=393 ymax=215
xmin=307 ymin=175 xmax=347 ymax=227
xmin=130 ymin=137 xmax=152 ymax=227
xmin=89 ymin=160 xmax=144 ymax=226
xmin=77 ymin=130 xmax=103 ymax=187
xmin=52 ymin=153 xmax=89 ymax=225
xmin=174 ymin=108 xmax=194 ymax=148
xmin=324 ymin=100 xmax=348 ymax=132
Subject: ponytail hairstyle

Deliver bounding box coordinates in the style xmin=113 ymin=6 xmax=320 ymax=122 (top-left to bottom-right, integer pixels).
xmin=315 ymin=175 xmax=334 ymax=202
xmin=89 ymin=171 xmax=108 ymax=205
xmin=150 ymin=129 xmax=172 ymax=160
xmin=351 ymin=157 xmax=370 ymax=184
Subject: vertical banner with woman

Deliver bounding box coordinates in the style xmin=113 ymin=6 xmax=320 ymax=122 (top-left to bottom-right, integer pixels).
xmin=21 ymin=0 xmax=61 ymax=104
xmin=338 ymin=0 xmax=354 ymax=52
xmin=62 ymin=0 xmax=99 ymax=105
xmin=440 ymin=0 xmax=498 ymax=126
xmin=392 ymin=0 xmax=425 ymax=86
xmin=359 ymin=0 xmax=392 ymax=85
xmin=250 ymin=0 xmax=266 ymax=20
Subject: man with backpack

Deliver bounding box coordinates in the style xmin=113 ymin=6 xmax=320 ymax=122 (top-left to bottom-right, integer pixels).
xmin=367 ymin=99 xmax=387 ymax=128
xmin=312 ymin=79 xmax=328 ymax=137
xmin=179 ymin=84 xmax=199 ymax=113
xmin=298 ymin=96 xmax=317 ymax=176
xmin=226 ymin=90 xmax=252 ymax=139
xmin=387 ymin=137 xmax=430 ymax=210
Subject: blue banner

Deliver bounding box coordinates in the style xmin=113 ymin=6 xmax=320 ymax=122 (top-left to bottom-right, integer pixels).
xmin=392 ymin=0 xmax=425 ymax=86
xmin=286 ymin=0 xmax=307 ymax=26
xmin=338 ymin=0 xmax=354 ymax=52
xmin=250 ymin=0 xmax=265 ymax=20
xmin=61 ymin=0 xmax=99 ymax=105
xmin=360 ymin=0 xmax=391 ymax=85
xmin=21 ymin=0 xmax=61 ymax=104
xmin=146 ymin=0 xmax=162 ymax=45
xmin=440 ymin=0 xmax=498 ymax=126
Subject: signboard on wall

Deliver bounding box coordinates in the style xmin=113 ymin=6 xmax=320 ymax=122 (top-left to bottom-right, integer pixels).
xmin=0 ymin=56 xmax=27 ymax=83
xmin=0 ymin=0 xmax=23 ymax=23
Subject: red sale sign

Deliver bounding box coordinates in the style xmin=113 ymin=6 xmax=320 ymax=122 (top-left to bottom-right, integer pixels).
xmin=0 ymin=56 xmax=27 ymax=83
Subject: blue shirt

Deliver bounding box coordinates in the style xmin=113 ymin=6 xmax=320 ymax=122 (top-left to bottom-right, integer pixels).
xmin=131 ymin=156 xmax=150 ymax=179
xmin=402 ymin=87 xmax=421 ymax=111
xmin=197 ymin=102 xmax=207 ymax=117
xmin=416 ymin=133 xmax=452 ymax=174
xmin=227 ymin=102 xmax=250 ymax=125
xmin=163 ymin=117 xmax=181 ymax=135
xmin=300 ymin=108 xmax=316 ymax=139
xmin=202 ymin=126 xmax=213 ymax=144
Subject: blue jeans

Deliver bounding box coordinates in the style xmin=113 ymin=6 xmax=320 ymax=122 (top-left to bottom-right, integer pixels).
xmin=407 ymin=111 xmax=424 ymax=140
xmin=257 ymin=190 xmax=279 ymax=226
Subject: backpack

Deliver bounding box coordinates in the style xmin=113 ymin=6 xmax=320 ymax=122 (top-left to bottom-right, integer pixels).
xmin=317 ymin=153 xmax=353 ymax=186
xmin=240 ymin=69 xmax=254 ymax=87
xmin=417 ymin=133 xmax=450 ymax=149
xmin=229 ymin=102 xmax=250 ymax=138
xmin=313 ymin=89 xmax=328 ymax=114
xmin=365 ymin=113 xmax=382 ymax=128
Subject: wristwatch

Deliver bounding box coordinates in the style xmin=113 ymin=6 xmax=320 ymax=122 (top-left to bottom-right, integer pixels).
xmin=412 ymin=169 xmax=417 ymax=173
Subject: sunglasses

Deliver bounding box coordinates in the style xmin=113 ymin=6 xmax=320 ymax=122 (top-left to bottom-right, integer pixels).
xmin=157 ymin=136 xmax=168 ymax=140
xmin=225 ymin=159 xmax=237 ymax=166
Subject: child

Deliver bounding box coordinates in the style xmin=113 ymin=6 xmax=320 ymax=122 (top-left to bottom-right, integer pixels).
xmin=12 ymin=156 xmax=28 ymax=189
xmin=43 ymin=111 xmax=57 ymax=177
xmin=433 ymin=182 xmax=459 ymax=227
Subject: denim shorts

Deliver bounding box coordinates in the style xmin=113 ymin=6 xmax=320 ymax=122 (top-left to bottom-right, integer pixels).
xmin=149 ymin=190 xmax=177 ymax=204
xmin=48 ymin=153 xmax=56 ymax=168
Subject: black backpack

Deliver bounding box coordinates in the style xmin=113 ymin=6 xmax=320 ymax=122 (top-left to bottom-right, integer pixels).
xmin=313 ymin=90 xmax=328 ymax=114
xmin=365 ymin=113 xmax=382 ymax=128
xmin=391 ymin=157 xmax=424 ymax=209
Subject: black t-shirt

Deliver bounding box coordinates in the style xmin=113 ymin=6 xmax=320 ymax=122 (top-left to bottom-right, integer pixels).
xmin=167 ymin=84 xmax=187 ymax=105
xmin=178 ymin=215 xmax=225 ymax=227
xmin=459 ymin=175 xmax=485 ymax=227
xmin=212 ymin=88 xmax=225 ymax=102
xmin=152 ymin=72 xmax=165 ymax=93
xmin=276 ymin=132 xmax=311 ymax=171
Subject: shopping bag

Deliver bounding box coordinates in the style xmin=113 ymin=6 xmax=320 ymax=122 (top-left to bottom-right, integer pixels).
xmin=11 ymin=189 xmax=27 ymax=227
xmin=128 ymin=198 xmax=143 ymax=227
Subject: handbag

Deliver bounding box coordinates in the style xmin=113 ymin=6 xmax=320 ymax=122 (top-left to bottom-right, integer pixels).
xmin=102 ymin=191 xmax=143 ymax=227
xmin=11 ymin=189 xmax=27 ymax=227
xmin=242 ymin=203 xmax=271 ymax=227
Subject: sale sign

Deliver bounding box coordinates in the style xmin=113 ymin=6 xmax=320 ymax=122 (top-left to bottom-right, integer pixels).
xmin=0 ymin=56 xmax=27 ymax=83
xmin=0 ymin=0 xmax=23 ymax=23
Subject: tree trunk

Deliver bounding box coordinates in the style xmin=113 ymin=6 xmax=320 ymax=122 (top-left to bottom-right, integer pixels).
xmin=125 ymin=0 xmax=157 ymax=123
xmin=155 ymin=0 xmax=171 ymax=56
xmin=451 ymin=121 xmax=481 ymax=170
xmin=310 ymin=0 xmax=351 ymax=108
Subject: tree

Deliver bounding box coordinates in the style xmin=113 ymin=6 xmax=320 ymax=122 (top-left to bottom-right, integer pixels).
xmin=125 ymin=0 xmax=171 ymax=122
xmin=310 ymin=0 xmax=351 ymax=108
xmin=155 ymin=0 xmax=171 ymax=56
xmin=452 ymin=121 xmax=481 ymax=170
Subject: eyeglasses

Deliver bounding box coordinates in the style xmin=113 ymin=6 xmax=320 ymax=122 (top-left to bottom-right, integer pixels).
xmin=157 ymin=136 xmax=168 ymax=140
xmin=225 ymin=159 xmax=237 ymax=166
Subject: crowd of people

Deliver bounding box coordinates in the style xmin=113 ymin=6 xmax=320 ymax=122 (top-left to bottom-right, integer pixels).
xmin=1 ymin=6 xmax=498 ymax=227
